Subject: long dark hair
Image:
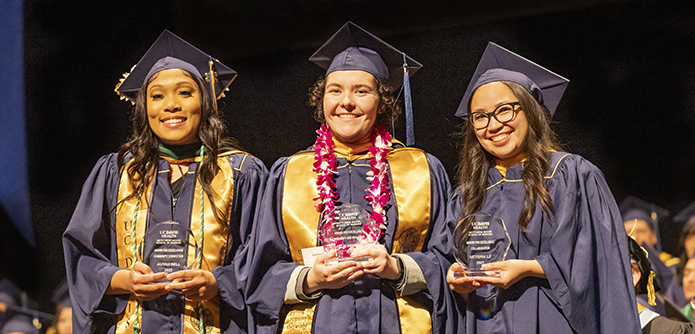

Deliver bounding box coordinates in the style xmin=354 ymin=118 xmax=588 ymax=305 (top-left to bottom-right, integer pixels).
xmin=308 ymin=76 xmax=401 ymax=126
xmin=116 ymin=69 xmax=241 ymax=229
xmin=457 ymin=81 xmax=562 ymax=231
xmin=675 ymin=217 xmax=695 ymax=284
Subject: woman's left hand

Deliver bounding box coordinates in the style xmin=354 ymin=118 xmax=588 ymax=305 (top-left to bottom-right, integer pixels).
xmin=349 ymin=244 xmax=400 ymax=280
xmin=473 ymin=259 xmax=545 ymax=289
xmin=165 ymin=269 xmax=218 ymax=301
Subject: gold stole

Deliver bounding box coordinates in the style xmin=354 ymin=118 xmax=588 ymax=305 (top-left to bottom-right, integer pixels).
xmin=114 ymin=152 xmax=240 ymax=334
xmin=281 ymin=147 xmax=432 ymax=334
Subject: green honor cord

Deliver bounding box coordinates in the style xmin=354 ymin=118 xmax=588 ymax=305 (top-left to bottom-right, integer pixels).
xmin=129 ymin=149 xmax=208 ymax=333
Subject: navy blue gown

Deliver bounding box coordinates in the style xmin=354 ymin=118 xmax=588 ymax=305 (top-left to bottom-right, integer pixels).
xmin=245 ymin=143 xmax=459 ymax=334
xmin=448 ymin=152 xmax=640 ymax=333
xmin=63 ymin=152 xmax=267 ymax=334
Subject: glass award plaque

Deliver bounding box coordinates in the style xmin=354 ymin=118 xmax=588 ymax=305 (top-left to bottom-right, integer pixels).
xmin=453 ymin=212 xmax=511 ymax=277
xmin=322 ymin=204 xmax=373 ymax=265
xmin=142 ymin=221 xmax=199 ymax=279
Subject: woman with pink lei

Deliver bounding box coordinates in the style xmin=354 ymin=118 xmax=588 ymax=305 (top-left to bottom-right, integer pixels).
xmin=246 ymin=22 xmax=457 ymax=334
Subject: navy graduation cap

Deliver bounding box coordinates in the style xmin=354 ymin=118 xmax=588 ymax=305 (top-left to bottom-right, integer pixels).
xmin=51 ymin=281 xmax=71 ymax=309
xmin=309 ymin=21 xmax=422 ymax=146
xmin=619 ymin=195 xmax=669 ymax=251
xmin=115 ymin=29 xmax=237 ymax=107
xmin=456 ymin=42 xmax=569 ymax=119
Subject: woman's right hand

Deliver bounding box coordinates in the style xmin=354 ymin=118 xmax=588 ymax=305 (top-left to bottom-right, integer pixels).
xmin=303 ymin=250 xmax=364 ymax=295
xmin=447 ymin=262 xmax=487 ymax=296
xmin=107 ymin=262 xmax=169 ymax=301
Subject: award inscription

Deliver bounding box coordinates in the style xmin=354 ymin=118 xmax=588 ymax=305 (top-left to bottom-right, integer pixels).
xmin=321 ymin=204 xmax=373 ymax=265
xmin=453 ymin=212 xmax=510 ymax=277
xmin=143 ymin=221 xmax=198 ymax=276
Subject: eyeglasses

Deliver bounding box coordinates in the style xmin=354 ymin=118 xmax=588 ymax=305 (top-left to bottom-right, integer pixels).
xmin=468 ymin=102 xmax=521 ymax=130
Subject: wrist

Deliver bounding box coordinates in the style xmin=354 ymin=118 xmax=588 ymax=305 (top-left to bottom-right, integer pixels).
xmin=107 ymin=269 xmax=131 ymax=295
xmin=303 ymin=268 xmax=319 ymax=295
xmin=384 ymin=255 xmax=401 ymax=281
xmin=394 ymin=256 xmax=405 ymax=282
xmin=524 ymin=259 xmax=545 ymax=278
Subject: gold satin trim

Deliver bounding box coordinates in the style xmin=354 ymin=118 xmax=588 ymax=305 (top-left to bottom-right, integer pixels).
xmin=282 ymin=302 xmax=318 ymax=334
xmin=115 ymin=154 xmax=240 ymax=333
xmin=280 ymin=146 xmax=433 ymax=332
xmin=397 ymin=296 xmax=432 ymax=334
xmin=282 ymin=152 xmax=321 ymax=264
xmin=389 ymin=148 xmax=430 ymax=254
xmin=486 ymin=153 xmax=572 ymax=190
xmin=115 ymin=159 xmax=151 ymax=334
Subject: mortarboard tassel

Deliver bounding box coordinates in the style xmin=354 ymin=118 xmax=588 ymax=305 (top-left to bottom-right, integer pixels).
xmin=402 ymin=53 xmax=414 ymax=147
xmin=647 ymin=270 xmax=656 ymax=306
xmin=208 ymin=56 xmax=218 ymax=113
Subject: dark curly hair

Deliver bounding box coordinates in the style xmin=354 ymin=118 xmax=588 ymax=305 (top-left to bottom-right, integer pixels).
xmin=116 ymin=69 xmax=241 ymax=229
xmin=307 ymin=75 xmax=401 ymax=126
xmin=457 ymin=81 xmax=563 ymax=231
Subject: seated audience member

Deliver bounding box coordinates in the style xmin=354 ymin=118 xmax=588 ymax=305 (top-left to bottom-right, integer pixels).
xmin=620 ymin=196 xmax=677 ymax=287
xmin=45 ymin=281 xmax=72 ymax=334
xmin=0 ymin=279 xmax=39 ymax=334
xmin=628 ymin=237 xmax=695 ymax=332
xmin=667 ymin=202 xmax=695 ymax=308
xmin=682 ymin=255 xmax=695 ymax=322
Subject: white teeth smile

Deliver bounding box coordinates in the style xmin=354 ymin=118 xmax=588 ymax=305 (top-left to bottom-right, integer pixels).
xmin=337 ymin=114 xmax=357 ymax=119
xmin=163 ymin=118 xmax=185 ymax=124
xmin=491 ymin=133 xmax=510 ymax=142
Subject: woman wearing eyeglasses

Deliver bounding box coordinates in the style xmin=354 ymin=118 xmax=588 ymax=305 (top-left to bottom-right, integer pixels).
xmin=445 ymin=42 xmax=640 ymax=333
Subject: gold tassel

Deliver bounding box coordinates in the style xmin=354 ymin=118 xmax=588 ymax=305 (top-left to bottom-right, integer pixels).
xmin=208 ymin=58 xmax=218 ymax=113
xmin=647 ymin=271 xmax=656 ymax=306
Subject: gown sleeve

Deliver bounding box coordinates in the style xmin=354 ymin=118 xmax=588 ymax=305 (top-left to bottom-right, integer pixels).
xmin=399 ymin=153 xmax=461 ymax=333
xmin=62 ymin=153 xmax=127 ymax=333
xmin=245 ymin=157 xmax=302 ymax=332
xmin=211 ymin=153 xmax=268 ymax=333
xmin=444 ymin=186 xmax=471 ymax=333
xmin=534 ymin=155 xmax=641 ymax=333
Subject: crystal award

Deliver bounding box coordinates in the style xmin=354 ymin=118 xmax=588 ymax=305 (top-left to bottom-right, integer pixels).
xmin=453 ymin=212 xmax=511 ymax=277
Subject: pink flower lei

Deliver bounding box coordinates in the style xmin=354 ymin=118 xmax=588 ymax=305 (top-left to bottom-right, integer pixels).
xmin=313 ymin=124 xmax=392 ymax=257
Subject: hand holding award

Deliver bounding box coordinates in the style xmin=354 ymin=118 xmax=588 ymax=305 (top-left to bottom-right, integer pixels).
xmin=321 ymin=204 xmax=376 ymax=265
xmin=453 ymin=212 xmax=511 ymax=277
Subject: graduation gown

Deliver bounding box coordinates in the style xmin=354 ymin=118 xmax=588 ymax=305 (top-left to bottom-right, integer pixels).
xmin=245 ymin=141 xmax=458 ymax=334
xmin=448 ymin=152 xmax=640 ymax=333
xmin=63 ymin=151 xmax=268 ymax=334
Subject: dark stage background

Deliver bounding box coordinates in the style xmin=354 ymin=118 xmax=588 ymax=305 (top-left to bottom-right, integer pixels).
xmin=3 ymin=0 xmax=695 ymax=313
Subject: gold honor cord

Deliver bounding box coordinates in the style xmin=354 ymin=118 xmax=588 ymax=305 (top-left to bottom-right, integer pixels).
xmin=280 ymin=147 xmax=433 ymax=334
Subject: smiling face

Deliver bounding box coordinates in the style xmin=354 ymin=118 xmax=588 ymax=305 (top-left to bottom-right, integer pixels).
xmin=322 ymin=70 xmax=379 ymax=144
xmin=471 ymin=81 xmax=529 ymax=163
xmin=146 ymin=68 xmax=202 ymax=145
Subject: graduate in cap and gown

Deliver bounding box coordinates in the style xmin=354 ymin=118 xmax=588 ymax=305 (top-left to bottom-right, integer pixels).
xmin=245 ymin=21 xmax=457 ymax=333
xmin=445 ymin=42 xmax=640 ymax=333
xmin=63 ymin=30 xmax=268 ymax=333
xmin=46 ymin=281 xmax=73 ymax=334
xmin=628 ymin=237 xmax=695 ymax=333
xmin=680 ymin=252 xmax=695 ymax=322
xmin=0 ymin=279 xmax=41 ymax=334
xmin=620 ymin=196 xmax=678 ymax=287
xmin=665 ymin=202 xmax=695 ymax=308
